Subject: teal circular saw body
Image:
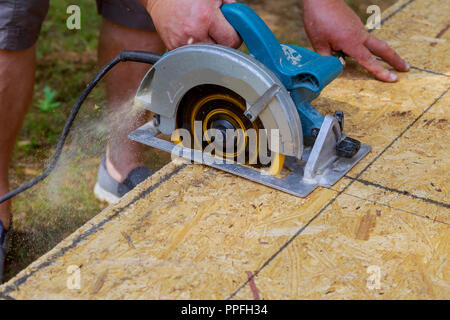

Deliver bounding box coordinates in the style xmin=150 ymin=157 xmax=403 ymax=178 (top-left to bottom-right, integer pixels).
xmin=129 ymin=3 xmax=371 ymax=197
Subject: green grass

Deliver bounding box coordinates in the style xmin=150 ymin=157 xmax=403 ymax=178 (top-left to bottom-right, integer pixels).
xmin=5 ymin=0 xmax=396 ymax=282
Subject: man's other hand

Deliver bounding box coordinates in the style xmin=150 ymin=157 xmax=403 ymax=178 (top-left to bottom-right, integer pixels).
xmin=146 ymin=0 xmax=241 ymax=50
xmin=303 ymin=0 xmax=410 ymax=82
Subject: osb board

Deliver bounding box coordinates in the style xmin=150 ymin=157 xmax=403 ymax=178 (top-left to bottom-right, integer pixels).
xmin=1 ymin=0 xmax=449 ymax=300
xmin=342 ymin=181 xmax=449 ymax=226
xmin=357 ymin=92 xmax=449 ymax=204
xmin=370 ymin=0 xmax=450 ymax=76
xmin=314 ymin=68 xmax=450 ymax=181
xmin=233 ymin=191 xmax=449 ymax=300
xmin=0 ymin=162 xmax=337 ymax=299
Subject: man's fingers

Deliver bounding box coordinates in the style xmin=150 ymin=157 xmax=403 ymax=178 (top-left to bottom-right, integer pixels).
xmin=347 ymin=45 xmax=398 ymax=82
xmin=187 ymin=36 xmax=215 ymax=45
xmin=209 ymin=10 xmax=242 ymax=48
xmin=365 ymin=36 xmax=409 ymax=72
xmin=314 ymin=43 xmax=333 ymax=56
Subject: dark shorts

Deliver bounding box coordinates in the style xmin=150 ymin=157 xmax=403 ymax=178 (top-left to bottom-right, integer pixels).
xmin=0 ymin=0 xmax=155 ymax=50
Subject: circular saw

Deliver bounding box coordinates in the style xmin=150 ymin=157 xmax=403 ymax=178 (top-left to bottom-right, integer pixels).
xmin=129 ymin=3 xmax=371 ymax=197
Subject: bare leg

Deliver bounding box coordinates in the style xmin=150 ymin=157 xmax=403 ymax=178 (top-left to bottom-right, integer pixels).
xmin=98 ymin=19 xmax=165 ymax=183
xmin=0 ymin=46 xmax=36 ymax=230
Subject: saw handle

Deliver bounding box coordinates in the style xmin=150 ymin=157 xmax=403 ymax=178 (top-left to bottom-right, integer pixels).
xmin=221 ymin=3 xmax=342 ymax=92
xmin=221 ymin=3 xmax=283 ymax=72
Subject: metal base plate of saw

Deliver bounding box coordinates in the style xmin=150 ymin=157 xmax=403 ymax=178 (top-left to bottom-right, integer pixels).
xmin=129 ymin=3 xmax=371 ymax=197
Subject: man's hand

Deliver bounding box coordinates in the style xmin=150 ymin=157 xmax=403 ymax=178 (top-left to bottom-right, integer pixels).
xmin=302 ymin=0 xmax=409 ymax=82
xmin=145 ymin=0 xmax=241 ymax=50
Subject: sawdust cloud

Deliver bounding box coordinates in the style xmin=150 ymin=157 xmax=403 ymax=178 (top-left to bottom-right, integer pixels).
xmin=43 ymin=99 xmax=149 ymax=206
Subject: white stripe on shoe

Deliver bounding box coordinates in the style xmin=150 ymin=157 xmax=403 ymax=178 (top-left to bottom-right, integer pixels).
xmin=94 ymin=182 xmax=121 ymax=204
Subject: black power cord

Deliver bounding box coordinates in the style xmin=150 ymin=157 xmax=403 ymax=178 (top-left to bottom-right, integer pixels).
xmin=0 ymin=50 xmax=162 ymax=204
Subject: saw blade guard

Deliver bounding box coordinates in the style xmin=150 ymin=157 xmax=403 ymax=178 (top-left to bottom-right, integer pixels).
xmin=134 ymin=44 xmax=304 ymax=160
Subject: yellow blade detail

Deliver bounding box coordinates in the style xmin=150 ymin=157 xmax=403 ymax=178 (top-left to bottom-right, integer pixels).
xmin=268 ymin=153 xmax=285 ymax=176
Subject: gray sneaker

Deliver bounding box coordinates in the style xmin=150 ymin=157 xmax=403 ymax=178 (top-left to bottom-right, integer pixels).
xmin=0 ymin=221 xmax=8 ymax=283
xmin=94 ymin=155 xmax=153 ymax=204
